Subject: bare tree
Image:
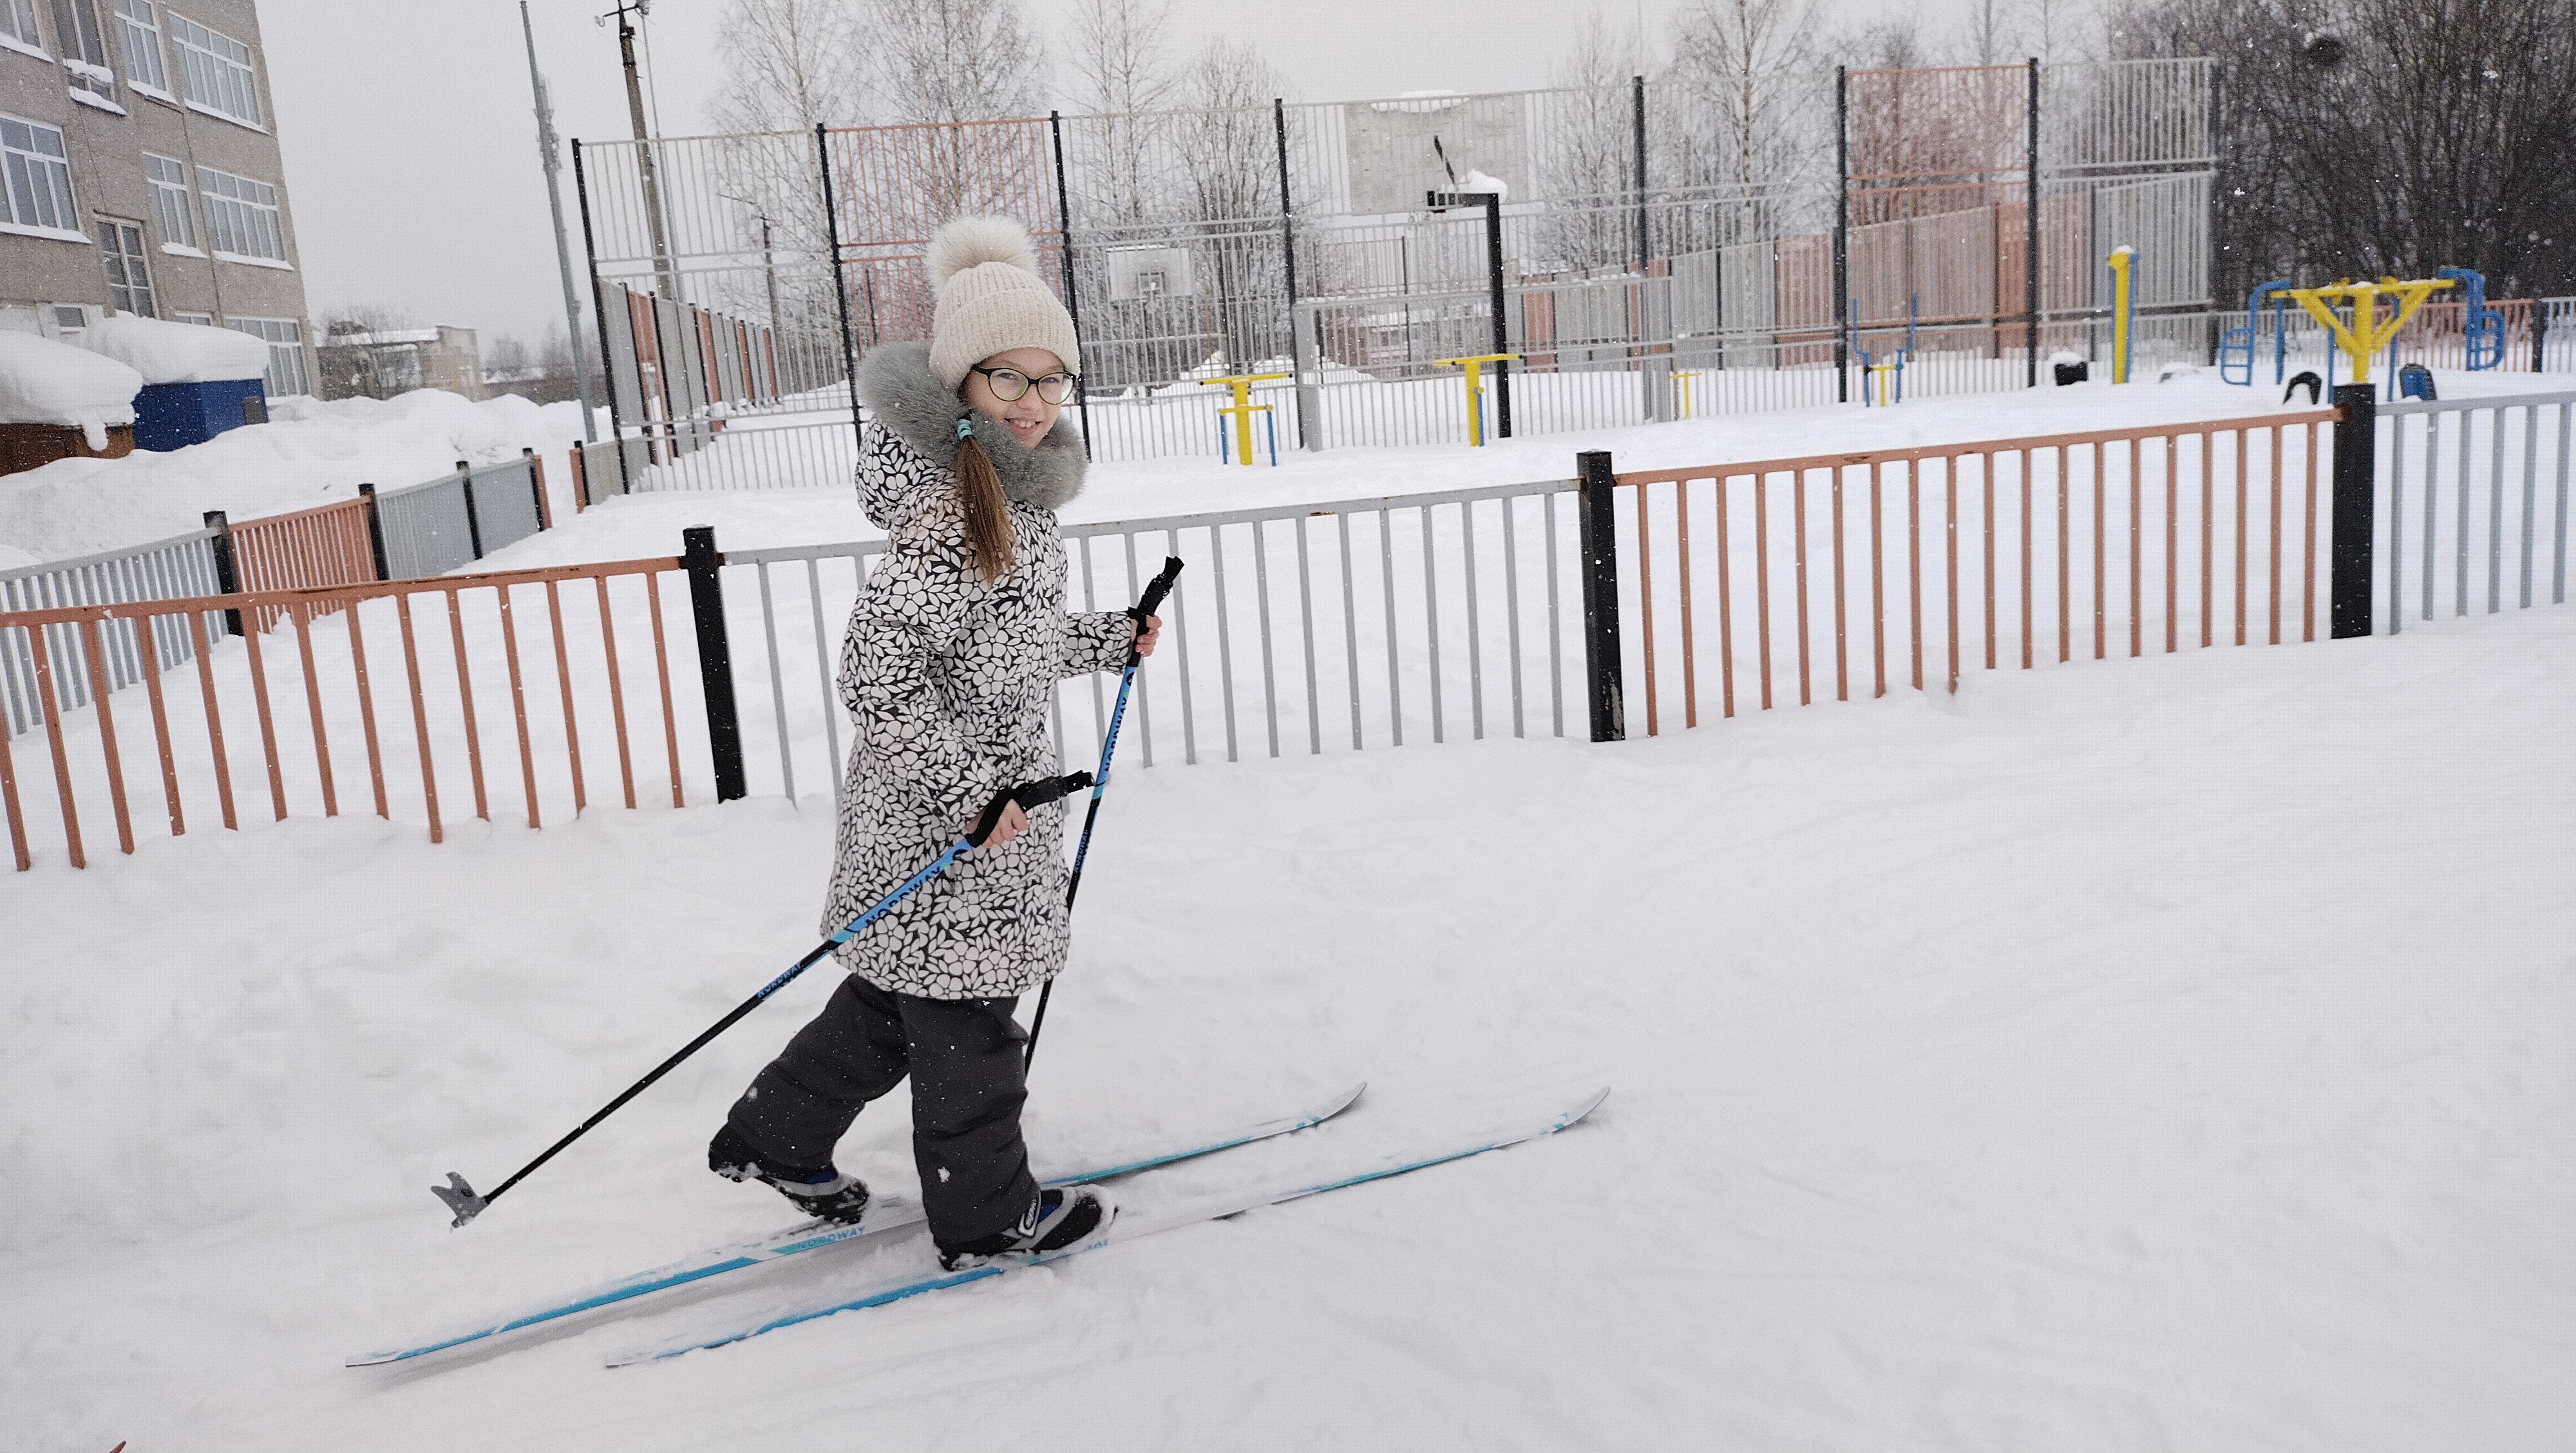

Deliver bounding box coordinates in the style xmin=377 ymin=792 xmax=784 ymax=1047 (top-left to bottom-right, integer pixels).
xmin=1179 ymin=37 xmax=1290 ymax=369
xmin=2119 ymin=0 xmax=2576 ymax=299
xmin=849 ymin=0 xmax=1049 ymax=232
xmin=860 ymin=0 xmax=1046 ymax=125
xmin=1538 ymin=8 xmax=1640 ymax=272
xmin=708 ymin=0 xmax=866 ymax=133
xmin=484 ymin=332 xmax=533 ymax=377
xmin=1667 ymin=0 xmax=1823 ymax=191
xmin=1063 ymin=0 xmax=1180 ymax=228
xmin=2003 ymin=0 xmax=2098 ymax=62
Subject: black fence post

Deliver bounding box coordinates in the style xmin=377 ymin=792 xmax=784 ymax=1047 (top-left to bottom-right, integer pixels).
xmin=1274 ymin=97 xmax=1305 ymax=450
xmin=457 ymin=460 xmax=485 ymax=560
xmin=683 ymin=525 xmax=748 ymax=802
xmin=815 ymin=122 xmax=867 ymax=457
xmin=1575 ymin=451 xmax=1626 ymax=742
xmin=571 ymin=139 xmax=623 ymax=457
xmin=1833 ymin=66 xmax=1851 ymax=405
xmin=523 ymin=446 xmax=551 ymax=530
xmin=2025 ymin=57 xmax=2041 ymax=389
xmin=1484 ymin=194 xmax=1511 ymax=439
xmin=357 ymin=484 xmax=392 ymax=581
xmin=2329 ymin=384 xmax=2377 ymax=639
xmin=1048 ymin=110 xmax=1095 ymax=462
xmin=202 ymin=509 xmax=242 ymax=638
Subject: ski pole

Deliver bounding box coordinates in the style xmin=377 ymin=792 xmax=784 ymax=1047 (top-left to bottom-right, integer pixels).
xmin=1025 ymin=556 xmax=1185 ymax=1070
xmin=433 ymin=771 xmax=1094 ymax=1228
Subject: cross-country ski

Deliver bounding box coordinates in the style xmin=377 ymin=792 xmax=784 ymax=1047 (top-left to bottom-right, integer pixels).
xmin=610 ymin=1087 xmax=1610 ymax=1366
xmin=350 ymin=1081 xmax=1361 ymax=1365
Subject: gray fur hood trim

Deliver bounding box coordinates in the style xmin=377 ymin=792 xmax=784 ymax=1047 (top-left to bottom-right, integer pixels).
xmin=857 ymin=341 xmax=1085 ymax=511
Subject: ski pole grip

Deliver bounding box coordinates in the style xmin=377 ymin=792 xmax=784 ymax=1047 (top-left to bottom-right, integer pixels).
xmin=1128 ymin=556 xmax=1185 ymax=623
xmin=969 ymin=772 xmax=1095 ymax=846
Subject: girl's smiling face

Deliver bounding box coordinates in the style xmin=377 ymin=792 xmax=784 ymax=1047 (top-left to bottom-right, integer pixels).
xmin=962 ymin=347 xmax=1069 ymax=447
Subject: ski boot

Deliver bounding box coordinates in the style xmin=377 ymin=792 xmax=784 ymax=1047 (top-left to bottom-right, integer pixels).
xmin=935 ymin=1184 xmax=1115 ymax=1271
xmin=708 ymin=1123 xmax=871 ymax=1224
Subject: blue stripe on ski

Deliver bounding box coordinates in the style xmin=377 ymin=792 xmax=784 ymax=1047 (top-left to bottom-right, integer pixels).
xmin=348 ymin=1081 xmax=1365 ymax=1367
xmin=609 ymin=1087 xmax=1609 ymax=1367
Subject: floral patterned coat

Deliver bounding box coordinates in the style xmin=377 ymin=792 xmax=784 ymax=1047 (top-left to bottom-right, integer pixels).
xmin=822 ymin=343 xmax=1133 ymax=1000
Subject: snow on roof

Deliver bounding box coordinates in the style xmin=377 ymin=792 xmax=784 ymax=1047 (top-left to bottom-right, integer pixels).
xmin=0 ymin=329 xmax=141 ymax=446
xmin=78 ymin=312 xmax=270 ymax=385
xmin=327 ymin=328 xmax=442 ymax=347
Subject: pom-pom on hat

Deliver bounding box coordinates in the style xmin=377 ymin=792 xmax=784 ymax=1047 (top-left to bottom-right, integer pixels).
xmin=927 ymin=216 xmax=1080 ymax=392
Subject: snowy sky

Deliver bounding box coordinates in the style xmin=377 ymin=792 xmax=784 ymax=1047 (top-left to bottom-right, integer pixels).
xmin=263 ymin=0 xmax=1996 ymax=348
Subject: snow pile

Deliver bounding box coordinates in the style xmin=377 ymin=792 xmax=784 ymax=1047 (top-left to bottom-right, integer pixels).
xmin=0 ymin=328 xmax=140 ymax=449
xmin=0 ymin=388 xmax=592 ymax=570
xmin=0 ymin=598 xmax=2568 ymax=1449
xmin=76 ymin=312 xmax=270 ymax=384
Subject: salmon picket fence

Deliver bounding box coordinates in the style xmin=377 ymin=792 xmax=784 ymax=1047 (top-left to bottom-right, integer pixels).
xmin=1 ymin=553 xmax=708 ymax=870
xmin=1602 ymin=408 xmax=2343 ymax=732
xmin=222 ymin=495 xmax=383 ymax=631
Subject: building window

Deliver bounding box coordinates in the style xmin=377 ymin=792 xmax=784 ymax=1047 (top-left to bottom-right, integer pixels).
xmin=1 ymin=114 xmax=80 ymax=237
xmin=48 ymin=1 xmax=115 ymax=99
xmin=99 ymin=218 xmax=156 ymax=316
xmin=225 ymin=316 xmax=306 ymax=396
xmin=1 ymin=0 xmax=43 ymax=56
xmin=111 ymin=0 xmax=166 ymax=95
xmin=175 ymin=310 xmax=210 ymax=323
xmin=144 ymin=151 xmax=194 ymax=247
xmin=169 ymin=12 xmax=258 ymax=128
xmin=198 ymin=164 xmax=285 ymax=262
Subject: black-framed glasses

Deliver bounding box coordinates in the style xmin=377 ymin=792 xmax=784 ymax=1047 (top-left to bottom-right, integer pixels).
xmin=968 ymin=363 xmax=1078 ymax=404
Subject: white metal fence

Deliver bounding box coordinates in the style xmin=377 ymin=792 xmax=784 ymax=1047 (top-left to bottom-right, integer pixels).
xmin=2377 ymin=389 xmax=2573 ymax=631
xmin=2 ymin=529 xmax=232 ymax=738
xmin=708 ymin=479 xmax=1591 ymax=804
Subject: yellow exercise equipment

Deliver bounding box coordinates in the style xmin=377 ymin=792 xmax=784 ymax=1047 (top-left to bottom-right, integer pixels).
xmin=1197 ymin=371 xmax=1291 ymax=466
xmin=2285 ymin=276 xmax=2454 ymax=385
xmin=1433 ymin=352 xmax=1517 ymax=446
xmin=2107 ymin=247 xmax=2136 ymax=383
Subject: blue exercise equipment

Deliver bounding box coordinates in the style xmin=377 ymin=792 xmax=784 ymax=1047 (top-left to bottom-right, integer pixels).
xmin=1859 ymin=295 xmax=1919 ymax=408
xmin=2219 ymin=279 xmax=2295 ymax=386
xmin=2435 ymin=267 xmax=2506 ymax=371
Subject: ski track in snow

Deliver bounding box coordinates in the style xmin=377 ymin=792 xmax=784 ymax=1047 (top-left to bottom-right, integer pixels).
xmin=3 ymin=378 xmax=2573 ymax=1450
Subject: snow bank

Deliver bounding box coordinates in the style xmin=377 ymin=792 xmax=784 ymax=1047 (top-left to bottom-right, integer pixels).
xmin=77 ymin=313 xmax=269 ymax=385
xmin=0 ymin=329 xmax=140 ymax=449
xmin=0 ymin=388 xmax=590 ymax=565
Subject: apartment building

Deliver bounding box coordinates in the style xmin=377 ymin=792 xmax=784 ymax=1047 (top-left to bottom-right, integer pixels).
xmin=1 ymin=0 xmax=312 ymax=395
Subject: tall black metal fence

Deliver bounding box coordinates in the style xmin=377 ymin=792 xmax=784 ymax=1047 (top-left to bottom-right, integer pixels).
xmin=574 ymin=62 xmax=2245 ymax=469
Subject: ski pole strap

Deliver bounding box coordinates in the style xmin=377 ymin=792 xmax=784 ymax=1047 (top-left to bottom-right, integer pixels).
xmin=1127 ymin=556 xmax=1184 ymax=625
xmin=967 ymin=771 xmax=1094 ymax=847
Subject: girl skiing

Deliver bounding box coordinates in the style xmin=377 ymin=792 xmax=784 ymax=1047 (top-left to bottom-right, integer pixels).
xmin=708 ymin=216 xmax=1159 ymax=1270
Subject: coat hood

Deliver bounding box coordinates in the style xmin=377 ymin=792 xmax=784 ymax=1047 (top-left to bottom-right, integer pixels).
xmin=855 ymin=341 xmax=1086 ymax=531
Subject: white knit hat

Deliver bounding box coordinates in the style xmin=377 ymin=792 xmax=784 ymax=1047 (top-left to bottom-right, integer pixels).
xmin=926 ymin=216 xmax=1079 ymax=392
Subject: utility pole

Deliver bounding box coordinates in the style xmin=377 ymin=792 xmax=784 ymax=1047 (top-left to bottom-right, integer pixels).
xmin=523 ymin=1 xmax=600 ymax=441
xmin=603 ymin=0 xmax=677 ymax=301
xmin=721 ymin=193 xmax=782 ymax=337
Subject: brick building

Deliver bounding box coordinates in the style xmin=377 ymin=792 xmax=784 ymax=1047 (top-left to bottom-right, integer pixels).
xmin=1 ymin=0 xmax=313 ymax=395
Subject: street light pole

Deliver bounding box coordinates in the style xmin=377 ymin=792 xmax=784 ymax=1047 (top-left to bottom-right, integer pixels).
xmin=522 ymin=1 xmax=600 ymax=441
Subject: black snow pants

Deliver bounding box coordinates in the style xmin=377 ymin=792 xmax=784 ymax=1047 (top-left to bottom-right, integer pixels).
xmin=724 ymin=973 xmax=1037 ymax=1245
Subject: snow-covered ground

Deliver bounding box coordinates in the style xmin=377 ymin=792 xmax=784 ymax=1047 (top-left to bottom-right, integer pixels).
xmin=0 ymin=390 xmax=596 ymax=571
xmin=3 ymin=592 xmax=2569 ymax=1450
